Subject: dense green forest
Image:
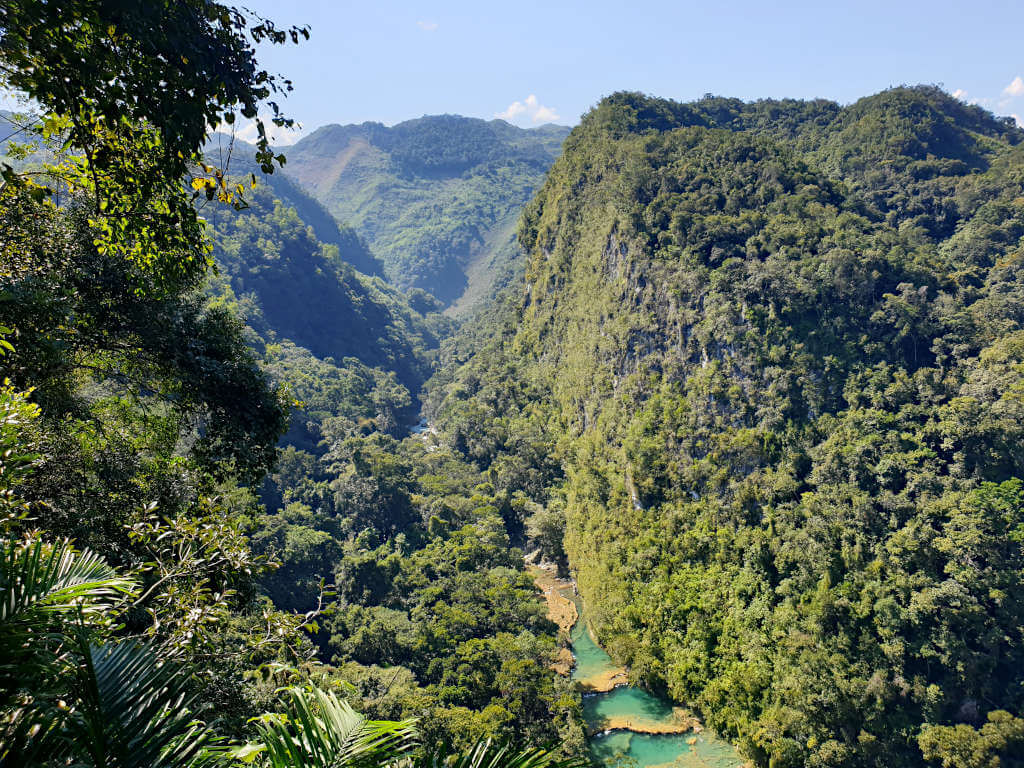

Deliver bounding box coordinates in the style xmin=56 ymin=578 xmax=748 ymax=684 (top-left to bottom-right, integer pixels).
xmin=430 ymin=88 xmax=1024 ymax=767
xmin=6 ymin=2 xmax=1024 ymax=767
xmin=200 ymin=183 xmax=584 ymax=751
xmin=0 ymin=3 xmax=583 ymax=766
xmin=281 ymin=116 xmax=569 ymax=310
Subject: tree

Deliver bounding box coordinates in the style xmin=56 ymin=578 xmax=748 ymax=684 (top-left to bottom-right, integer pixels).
xmin=525 ymin=502 xmax=567 ymax=565
xmin=0 ymin=0 xmax=307 ymax=174
xmin=919 ymin=711 xmax=1024 ymax=768
xmin=0 ymin=1 xmax=309 ymax=302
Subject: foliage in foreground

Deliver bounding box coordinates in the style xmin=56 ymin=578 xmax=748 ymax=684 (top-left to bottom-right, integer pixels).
xmin=0 ymin=0 xmax=583 ymax=763
xmin=0 ymin=528 xmax=584 ymax=768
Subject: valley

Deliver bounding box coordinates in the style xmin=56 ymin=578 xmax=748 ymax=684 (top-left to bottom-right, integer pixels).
xmin=4 ymin=10 xmax=1024 ymax=764
xmin=214 ymin=84 xmax=1024 ymax=766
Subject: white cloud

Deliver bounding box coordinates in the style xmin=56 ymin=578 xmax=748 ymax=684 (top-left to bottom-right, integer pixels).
xmin=947 ymin=81 xmax=1024 ymax=119
xmin=533 ymin=105 xmax=559 ymax=122
xmin=500 ymin=101 xmax=526 ymax=119
xmin=496 ymin=94 xmax=560 ymax=124
xmin=1013 ymin=114 xmax=1023 ymax=128
xmin=230 ymin=115 xmax=304 ymax=146
xmin=416 ymin=20 xmax=439 ymax=31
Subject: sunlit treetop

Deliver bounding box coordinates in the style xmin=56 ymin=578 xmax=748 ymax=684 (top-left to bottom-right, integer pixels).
xmin=0 ymin=0 xmax=307 ymax=175
xmin=0 ymin=0 xmax=310 ymax=295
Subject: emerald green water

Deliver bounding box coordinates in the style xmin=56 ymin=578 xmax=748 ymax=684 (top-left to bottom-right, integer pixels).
xmin=583 ymin=686 xmax=676 ymax=729
xmin=589 ymin=731 xmax=744 ymax=768
xmin=569 ymin=608 xmax=617 ymax=683
xmin=558 ymin=584 xmax=744 ymax=768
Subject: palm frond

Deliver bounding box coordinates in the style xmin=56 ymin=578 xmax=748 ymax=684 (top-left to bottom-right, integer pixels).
xmin=0 ymin=535 xmax=136 ymax=707
xmin=0 ymin=535 xmax=134 ymax=625
xmin=0 ymin=535 xmax=136 ymax=765
xmin=0 ymin=702 xmax=63 ymax=768
xmin=415 ymin=739 xmax=590 ymax=768
xmin=251 ymin=686 xmax=418 ymax=768
xmin=60 ymin=637 xmax=225 ymax=768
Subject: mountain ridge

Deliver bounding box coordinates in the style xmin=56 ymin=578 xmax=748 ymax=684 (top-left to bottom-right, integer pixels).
xmin=427 ymin=85 xmax=1024 ymax=767
xmin=279 ymin=114 xmax=570 ymax=309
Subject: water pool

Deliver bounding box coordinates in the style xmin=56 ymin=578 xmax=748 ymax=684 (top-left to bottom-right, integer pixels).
xmin=561 ymin=587 xmax=744 ymax=768
xmin=589 ymin=730 xmax=745 ymax=768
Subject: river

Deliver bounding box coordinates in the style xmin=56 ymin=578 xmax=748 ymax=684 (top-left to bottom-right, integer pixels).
xmin=541 ymin=571 xmax=745 ymax=768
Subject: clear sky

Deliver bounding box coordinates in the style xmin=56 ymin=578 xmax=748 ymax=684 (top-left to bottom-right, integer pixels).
xmin=238 ymin=0 xmax=1024 ymax=142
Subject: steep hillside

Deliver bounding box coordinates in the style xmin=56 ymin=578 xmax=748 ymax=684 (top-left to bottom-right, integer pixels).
xmin=429 ymin=87 xmax=1024 ymax=767
xmin=204 ymin=132 xmax=386 ymax=277
xmin=204 ymin=183 xmax=449 ymax=449
xmin=282 ymin=115 xmax=570 ymax=309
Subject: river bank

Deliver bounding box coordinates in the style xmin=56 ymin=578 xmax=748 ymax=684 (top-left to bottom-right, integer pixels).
xmin=528 ymin=563 xmax=632 ymax=691
xmin=586 ymin=707 xmax=699 ymax=737
xmin=527 ymin=563 xmax=577 ymax=634
xmin=529 ymin=563 xmax=747 ymax=767
xmin=527 ymin=563 xmax=577 ymax=675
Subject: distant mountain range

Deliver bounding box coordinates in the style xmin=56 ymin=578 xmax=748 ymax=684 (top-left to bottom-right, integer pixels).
xmin=278 ymin=115 xmax=569 ymax=311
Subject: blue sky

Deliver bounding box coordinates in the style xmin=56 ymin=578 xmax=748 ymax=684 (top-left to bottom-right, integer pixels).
xmin=237 ymin=1 xmax=1024 ymax=140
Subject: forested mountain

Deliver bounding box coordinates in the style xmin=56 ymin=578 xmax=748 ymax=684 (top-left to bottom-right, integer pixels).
xmin=0 ymin=5 xmax=586 ymax=765
xmin=281 ymin=115 xmax=570 ymax=310
xmin=8 ymin=5 xmax=1024 ymax=764
xmin=429 ymin=86 xmax=1024 ymax=766
xmin=195 ymin=182 xmax=585 ymax=751
xmin=205 ymin=132 xmax=386 ymax=277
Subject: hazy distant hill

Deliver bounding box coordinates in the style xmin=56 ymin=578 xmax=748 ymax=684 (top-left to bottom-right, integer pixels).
xmin=281 ymin=115 xmax=570 ymax=311
xmin=205 ymin=132 xmax=386 ymax=278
